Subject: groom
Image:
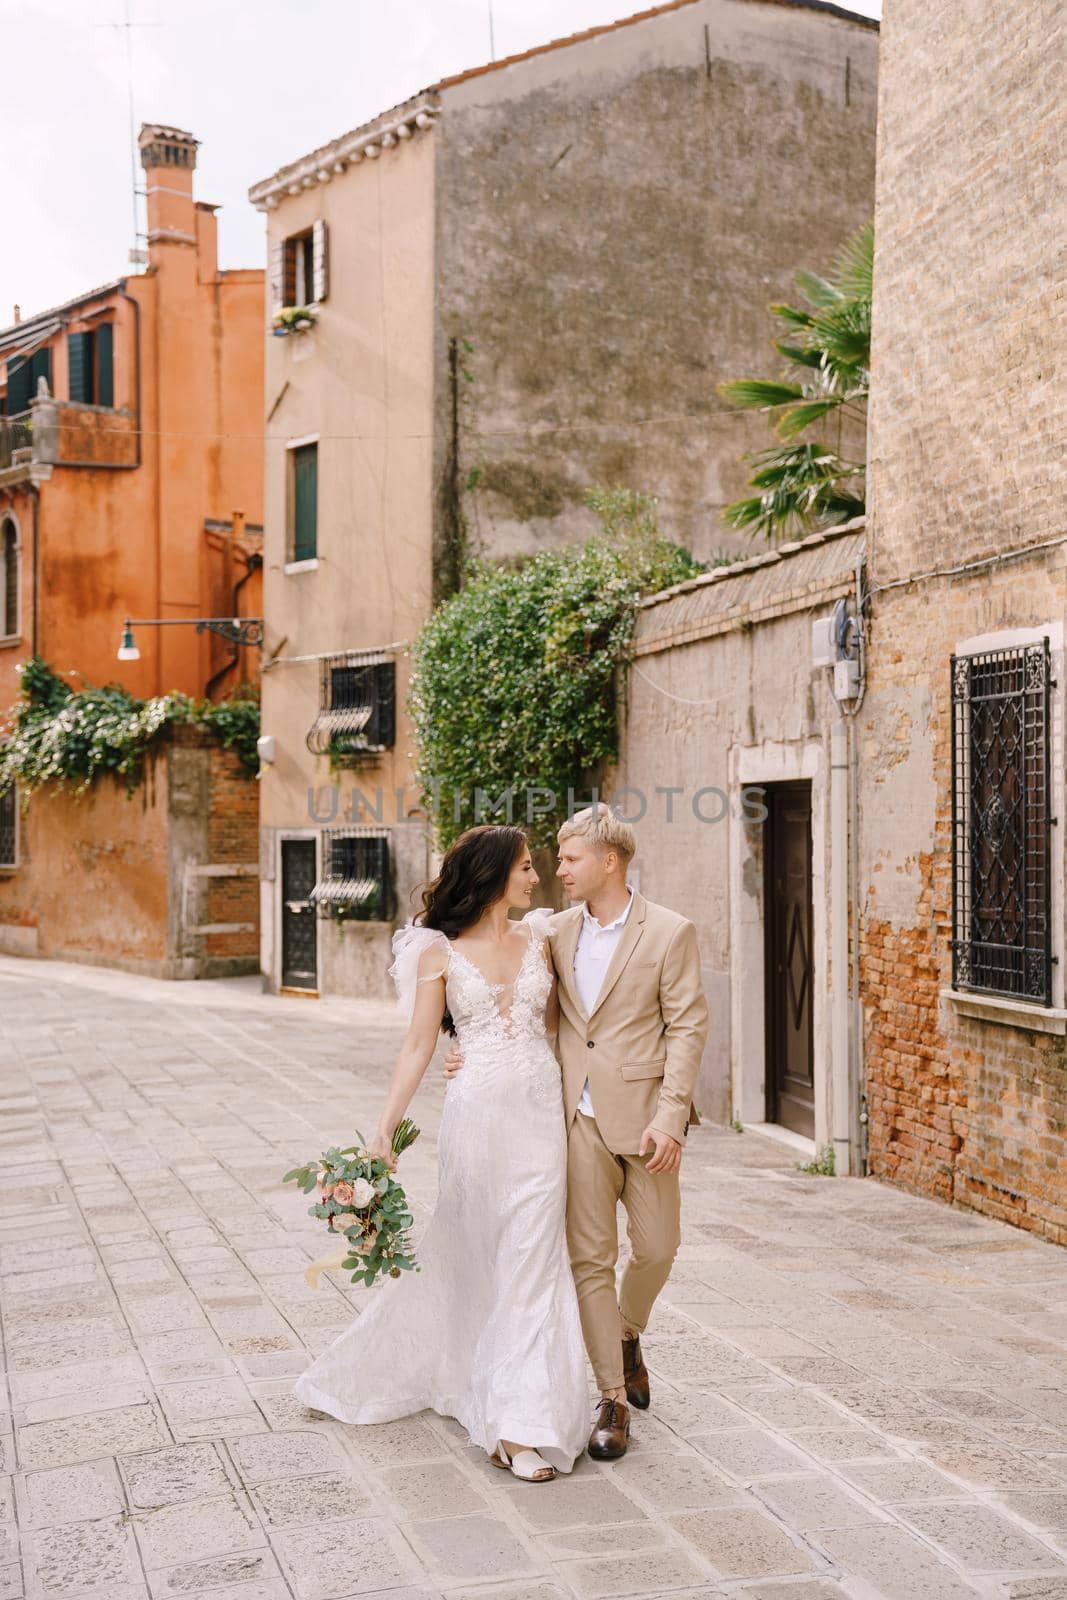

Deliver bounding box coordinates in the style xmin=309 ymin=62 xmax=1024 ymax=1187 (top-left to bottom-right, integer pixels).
xmin=448 ymin=805 xmax=708 ymax=1460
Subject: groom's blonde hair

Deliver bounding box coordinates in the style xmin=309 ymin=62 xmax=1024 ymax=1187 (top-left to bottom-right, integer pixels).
xmin=557 ymin=805 xmax=636 ymax=865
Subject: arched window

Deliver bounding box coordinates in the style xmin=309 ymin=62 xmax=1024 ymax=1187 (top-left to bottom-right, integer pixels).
xmin=2 ymin=517 xmax=17 ymax=639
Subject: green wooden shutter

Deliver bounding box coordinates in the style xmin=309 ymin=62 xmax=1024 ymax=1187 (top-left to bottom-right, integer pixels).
xmin=6 ymin=358 xmax=31 ymax=415
xmin=68 ymin=331 xmax=94 ymax=404
xmin=292 ymin=444 xmax=318 ymax=561
xmin=3 ymin=521 xmax=17 ymax=637
xmin=97 ymin=323 xmax=114 ymax=407
xmin=30 ymin=347 xmax=52 ymax=397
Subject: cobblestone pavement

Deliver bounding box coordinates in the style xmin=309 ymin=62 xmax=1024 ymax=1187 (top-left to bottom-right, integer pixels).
xmin=5 ymin=957 xmax=1067 ymax=1600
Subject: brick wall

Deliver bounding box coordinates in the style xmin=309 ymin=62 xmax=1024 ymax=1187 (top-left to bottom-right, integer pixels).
xmin=205 ymin=745 xmax=259 ymax=962
xmin=862 ymin=0 xmax=1067 ymax=1234
xmin=867 ymin=0 xmax=1065 ymax=587
xmin=860 ymin=562 xmax=1067 ymax=1242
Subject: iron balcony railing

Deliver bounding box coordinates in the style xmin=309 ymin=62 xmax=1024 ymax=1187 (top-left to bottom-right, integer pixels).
xmin=0 ymin=412 xmax=33 ymax=471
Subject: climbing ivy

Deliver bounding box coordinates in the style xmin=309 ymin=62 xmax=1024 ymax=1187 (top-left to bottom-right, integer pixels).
xmin=409 ymin=489 xmax=703 ymax=849
xmin=0 ymin=656 xmax=260 ymax=799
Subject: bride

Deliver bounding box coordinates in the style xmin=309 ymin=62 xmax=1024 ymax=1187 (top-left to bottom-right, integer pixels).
xmin=293 ymin=823 xmax=589 ymax=1482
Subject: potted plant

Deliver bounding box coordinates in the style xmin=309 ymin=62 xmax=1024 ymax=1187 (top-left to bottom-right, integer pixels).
xmin=273 ymin=305 xmax=317 ymax=337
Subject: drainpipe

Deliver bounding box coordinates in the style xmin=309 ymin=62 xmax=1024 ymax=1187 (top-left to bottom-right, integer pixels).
xmin=204 ymin=551 xmax=262 ymax=700
xmin=831 ymin=712 xmax=852 ymax=1176
xmin=848 ymin=549 xmax=869 ymax=1172
xmin=116 ymin=282 xmax=142 ymax=468
xmin=28 ymin=484 xmax=40 ymax=657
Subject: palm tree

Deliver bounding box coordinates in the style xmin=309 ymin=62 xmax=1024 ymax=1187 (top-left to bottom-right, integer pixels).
xmin=718 ymin=222 xmax=871 ymax=544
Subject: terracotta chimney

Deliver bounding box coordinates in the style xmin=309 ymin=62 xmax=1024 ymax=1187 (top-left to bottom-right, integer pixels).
xmin=194 ymin=202 xmax=219 ymax=283
xmin=138 ymin=124 xmax=200 ymax=268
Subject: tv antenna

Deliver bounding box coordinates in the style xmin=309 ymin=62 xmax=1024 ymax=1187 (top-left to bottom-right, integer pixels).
xmin=488 ymin=0 xmax=496 ymax=61
xmin=94 ymin=0 xmax=164 ymax=262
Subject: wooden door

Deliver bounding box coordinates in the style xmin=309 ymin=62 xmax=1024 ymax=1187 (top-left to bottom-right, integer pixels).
xmin=281 ymin=839 xmax=318 ymax=991
xmin=764 ymin=783 xmax=815 ymax=1137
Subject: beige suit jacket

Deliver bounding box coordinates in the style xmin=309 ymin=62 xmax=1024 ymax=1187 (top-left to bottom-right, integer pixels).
xmin=545 ymin=891 xmax=709 ymax=1155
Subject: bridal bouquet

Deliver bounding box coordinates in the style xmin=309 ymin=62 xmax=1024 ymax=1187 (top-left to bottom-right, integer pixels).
xmin=283 ymin=1120 xmax=421 ymax=1287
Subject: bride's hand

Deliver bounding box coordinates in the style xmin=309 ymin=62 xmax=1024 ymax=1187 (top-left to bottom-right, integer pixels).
xmin=443 ymin=1041 xmax=465 ymax=1081
xmin=369 ymin=1131 xmax=398 ymax=1172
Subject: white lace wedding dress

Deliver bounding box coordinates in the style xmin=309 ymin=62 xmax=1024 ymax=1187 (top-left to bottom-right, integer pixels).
xmin=292 ymin=910 xmax=589 ymax=1472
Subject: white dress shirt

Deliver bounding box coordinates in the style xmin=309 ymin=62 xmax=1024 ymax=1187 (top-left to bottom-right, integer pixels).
xmin=574 ymin=889 xmax=634 ymax=1118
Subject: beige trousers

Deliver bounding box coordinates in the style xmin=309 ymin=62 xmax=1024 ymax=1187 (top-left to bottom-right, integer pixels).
xmin=565 ymin=1110 xmax=682 ymax=1391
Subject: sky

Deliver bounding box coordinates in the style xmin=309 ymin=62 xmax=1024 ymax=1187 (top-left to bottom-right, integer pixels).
xmin=0 ymin=0 xmax=881 ymax=324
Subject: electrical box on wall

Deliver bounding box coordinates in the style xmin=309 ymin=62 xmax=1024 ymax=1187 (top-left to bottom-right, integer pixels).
xmin=812 ymin=617 xmax=835 ymax=668
xmin=833 ymin=659 xmax=861 ymax=700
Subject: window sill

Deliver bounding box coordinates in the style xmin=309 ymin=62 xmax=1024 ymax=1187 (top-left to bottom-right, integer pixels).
xmin=0 ymin=634 xmax=21 ymax=649
xmin=284 ymin=558 xmax=319 ymax=575
xmin=941 ymin=987 xmax=1067 ymax=1035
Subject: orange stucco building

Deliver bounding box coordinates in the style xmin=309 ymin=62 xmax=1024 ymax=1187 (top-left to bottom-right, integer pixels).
xmin=0 ymin=123 xmax=264 ymax=709
xmin=0 ymin=124 xmax=265 ymax=975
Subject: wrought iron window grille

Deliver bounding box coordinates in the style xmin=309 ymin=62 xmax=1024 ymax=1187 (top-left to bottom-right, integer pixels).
xmin=310 ymin=828 xmax=393 ymax=922
xmin=0 ymin=782 xmax=16 ymax=870
xmin=306 ymin=651 xmax=396 ymax=759
xmin=951 ymin=639 xmax=1056 ymax=1005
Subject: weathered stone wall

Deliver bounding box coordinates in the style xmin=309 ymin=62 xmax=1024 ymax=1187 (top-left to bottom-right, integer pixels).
xmin=617 ymin=522 xmax=863 ymax=1131
xmin=866 ymin=0 xmax=1065 ymax=585
xmin=434 ymin=0 xmax=878 ymax=566
xmin=257 ymin=126 xmax=437 ymax=999
xmin=0 ymin=727 xmax=259 ymax=979
xmin=862 ymin=0 xmax=1067 ymax=1235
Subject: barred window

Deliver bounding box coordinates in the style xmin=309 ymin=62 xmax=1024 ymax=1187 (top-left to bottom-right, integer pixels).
xmin=951 ymin=640 xmax=1054 ymax=1004
xmin=310 ymin=829 xmax=391 ymax=921
xmin=0 ymin=783 xmax=17 ymax=870
xmin=307 ymin=652 xmax=396 ymax=757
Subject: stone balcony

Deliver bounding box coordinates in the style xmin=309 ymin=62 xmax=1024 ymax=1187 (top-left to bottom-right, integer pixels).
xmin=0 ymin=391 xmax=139 ymax=482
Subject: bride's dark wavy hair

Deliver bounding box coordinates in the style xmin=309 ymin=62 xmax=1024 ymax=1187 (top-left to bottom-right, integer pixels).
xmin=419 ymin=824 xmax=529 ymax=937
xmin=416 ymin=825 xmax=530 ymax=1036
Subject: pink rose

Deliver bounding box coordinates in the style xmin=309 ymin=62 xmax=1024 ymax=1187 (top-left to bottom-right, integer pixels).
xmin=332 ymin=1182 xmax=355 ymax=1206
xmin=332 ymin=1211 xmax=356 ymax=1233
xmin=356 ymin=1230 xmax=377 ymax=1256
xmin=318 ymin=1182 xmax=335 ymax=1200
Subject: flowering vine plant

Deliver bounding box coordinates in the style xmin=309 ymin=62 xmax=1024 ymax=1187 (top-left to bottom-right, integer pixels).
xmin=283 ymin=1120 xmax=421 ymax=1286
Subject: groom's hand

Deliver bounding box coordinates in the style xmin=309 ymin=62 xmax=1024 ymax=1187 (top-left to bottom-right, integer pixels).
xmin=640 ymin=1125 xmax=682 ymax=1174
xmin=443 ymin=1041 xmax=465 ymax=1080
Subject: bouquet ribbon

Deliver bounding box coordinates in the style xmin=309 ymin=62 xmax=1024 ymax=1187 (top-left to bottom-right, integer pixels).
xmin=304 ymin=1246 xmax=352 ymax=1290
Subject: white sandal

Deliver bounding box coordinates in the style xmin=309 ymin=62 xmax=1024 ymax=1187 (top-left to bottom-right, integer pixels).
xmin=489 ymin=1441 xmax=557 ymax=1483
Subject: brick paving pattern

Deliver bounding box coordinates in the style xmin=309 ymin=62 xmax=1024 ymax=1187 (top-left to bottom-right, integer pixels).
xmin=3 ymin=955 xmax=1067 ymax=1599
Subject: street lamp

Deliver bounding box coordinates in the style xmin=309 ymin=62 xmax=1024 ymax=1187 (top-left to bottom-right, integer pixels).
xmin=118 ymin=622 xmax=140 ymax=661
xmin=116 ymin=616 xmax=265 ymax=662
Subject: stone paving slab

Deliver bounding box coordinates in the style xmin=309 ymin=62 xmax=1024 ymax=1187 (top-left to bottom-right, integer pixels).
xmin=6 ymin=957 xmax=1067 ymax=1599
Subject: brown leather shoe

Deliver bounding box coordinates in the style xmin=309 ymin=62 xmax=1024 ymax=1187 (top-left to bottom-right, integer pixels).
xmin=622 ymin=1332 xmax=650 ymax=1410
xmin=588 ymin=1396 xmax=630 ymax=1460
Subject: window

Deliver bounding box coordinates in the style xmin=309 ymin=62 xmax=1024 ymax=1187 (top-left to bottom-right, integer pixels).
xmin=310 ymin=829 xmax=392 ymax=921
xmin=0 ymin=782 xmax=16 ymax=870
xmin=270 ymin=219 xmax=329 ymax=313
xmin=5 ymin=346 xmax=52 ymax=415
xmin=951 ymin=640 xmax=1054 ymax=1004
xmin=291 ymin=232 xmax=314 ymax=305
xmin=2 ymin=518 xmax=17 ymax=639
xmin=307 ymin=652 xmax=397 ymax=757
xmin=67 ymin=325 xmax=114 ymax=407
xmin=288 ymin=441 xmax=318 ymax=561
